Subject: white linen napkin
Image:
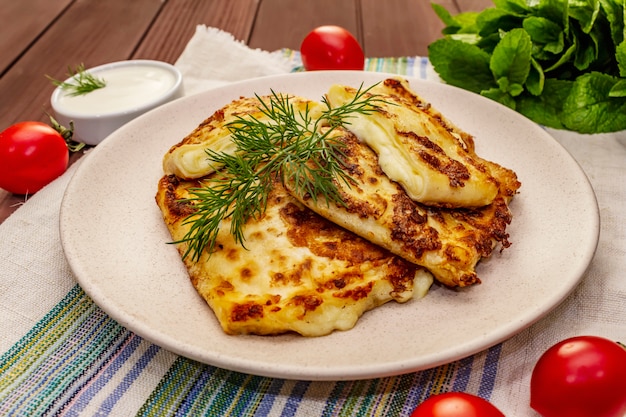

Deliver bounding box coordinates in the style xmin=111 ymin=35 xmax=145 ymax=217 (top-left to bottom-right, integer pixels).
xmin=174 ymin=25 xmax=295 ymax=95
xmin=0 ymin=159 xmax=83 ymax=353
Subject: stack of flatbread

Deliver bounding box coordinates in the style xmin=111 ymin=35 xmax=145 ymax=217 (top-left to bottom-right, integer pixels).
xmin=155 ymin=78 xmax=521 ymax=337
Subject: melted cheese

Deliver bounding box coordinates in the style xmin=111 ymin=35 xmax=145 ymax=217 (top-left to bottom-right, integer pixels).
xmin=156 ymin=174 xmax=433 ymax=336
xmin=285 ymin=126 xmax=520 ymax=287
xmin=326 ymin=79 xmax=499 ymax=208
xmin=155 ymin=79 xmax=521 ymax=336
xmin=163 ymin=95 xmax=325 ymax=180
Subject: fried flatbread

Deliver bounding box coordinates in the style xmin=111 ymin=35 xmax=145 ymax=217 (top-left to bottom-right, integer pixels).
xmin=155 ymin=174 xmax=433 ymax=336
xmin=327 ymin=78 xmax=503 ymax=208
xmin=163 ymin=95 xmax=324 ymax=180
xmin=156 ymin=78 xmax=520 ymax=338
xmin=284 ymin=126 xmax=519 ymax=287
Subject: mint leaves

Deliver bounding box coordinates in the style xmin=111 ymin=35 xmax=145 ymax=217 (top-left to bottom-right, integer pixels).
xmin=428 ymin=0 xmax=626 ymax=134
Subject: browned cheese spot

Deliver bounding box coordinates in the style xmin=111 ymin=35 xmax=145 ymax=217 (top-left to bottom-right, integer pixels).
xmin=291 ymin=294 xmax=323 ymax=312
xmin=396 ymin=131 xmax=471 ymax=188
xmin=338 ymin=190 xmax=382 ymax=220
xmin=333 ymin=278 xmax=347 ymax=289
xmin=270 ymin=258 xmax=311 ymax=286
xmin=231 ymin=302 xmax=264 ymax=322
xmin=381 ymin=78 xmax=476 ymax=154
xmin=382 ymin=78 xmax=429 ymax=110
xmin=446 ymin=196 xmax=513 ymax=255
xmin=386 ymin=257 xmax=421 ymax=295
xmin=266 ymin=295 xmax=281 ymax=305
xmin=318 ymin=273 xmax=355 ymax=292
xmin=215 ymin=280 xmax=235 ymax=297
xmin=239 ymin=267 xmax=254 ymax=281
xmin=169 ymin=108 xmax=226 ymax=153
xmin=197 ymin=107 xmax=225 ymax=130
xmin=334 ymin=282 xmax=374 ymax=301
xmin=280 ymin=202 xmax=390 ymax=264
xmin=225 ymin=248 xmax=241 ymax=261
xmin=460 ymin=273 xmax=480 ymax=286
xmin=160 ymin=175 xmax=197 ymax=221
xmin=391 ymin=193 xmax=441 ymax=258
xmin=249 ymin=230 xmax=265 ymax=240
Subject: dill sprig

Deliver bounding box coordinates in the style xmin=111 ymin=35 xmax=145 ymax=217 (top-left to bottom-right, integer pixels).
xmin=176 ymin=83 xmax=383 ymax=261
xmin=48 ymin=64 xmax=106 ymax=96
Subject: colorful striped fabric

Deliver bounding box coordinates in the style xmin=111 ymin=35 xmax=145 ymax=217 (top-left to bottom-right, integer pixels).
xmin=0 ymin=285 xmax=502 ymax=416
xmin=0 ymin=285 xmax=166 ymax=416
xmin=138 ymin=349 xmax=500 ymax=417
xmin=285 ymin=50 xmax=438 ymax=81
xmin=0 ymin=53 xmax=505 ymax=417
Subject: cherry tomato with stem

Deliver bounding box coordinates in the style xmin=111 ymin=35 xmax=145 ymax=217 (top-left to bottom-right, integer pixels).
xmin=530 ymin=335 xmax=626 ymax=417
xmin=0 ymin=121 xmax=69 ymax=194
xmin=300 ymin=25 xmax=365 ymax=71
xmin=410 ymin=392 xmax=505 ymax=417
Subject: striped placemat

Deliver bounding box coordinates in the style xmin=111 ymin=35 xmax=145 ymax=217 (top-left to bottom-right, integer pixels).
xmin=286 ymin=51 xmax=440 ymax=81
xmin=0 ymin=284 xmax=502 ymax=416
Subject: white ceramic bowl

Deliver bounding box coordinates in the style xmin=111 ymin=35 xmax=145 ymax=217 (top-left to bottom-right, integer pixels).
xmin=51 ymin=60 xmax=183 ymax=145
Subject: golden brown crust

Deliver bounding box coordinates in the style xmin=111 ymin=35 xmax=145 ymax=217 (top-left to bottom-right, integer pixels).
xmin=162 ymin=95 xmax=325 ymax=180
xmin=379 ymin=78 xmax=477 ymax=153
xmin=155 ymin=79 xmax=521 ymax=338
xmin=326 ymin=78 xmax=509 ymax=208
xmin=155 ymin=173 xmax=430 ymax=336
xmin=286 ymin=126 xmax=519 ymax=287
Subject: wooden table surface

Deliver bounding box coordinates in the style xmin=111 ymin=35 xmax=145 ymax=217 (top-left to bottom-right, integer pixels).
xmin=0 ymin=0 xmax=492 ymax=222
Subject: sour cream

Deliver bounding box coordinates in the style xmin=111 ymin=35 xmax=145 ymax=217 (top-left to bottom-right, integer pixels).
xmin=51 ymin=60 xmax=183 ymax=145
xmin=55 ymin=63 xmax=178 ymax=115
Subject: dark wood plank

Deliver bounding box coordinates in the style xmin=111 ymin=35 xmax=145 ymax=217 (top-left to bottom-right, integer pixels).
xmin=0 ymin=0 xmax=165 ymax=222
xmin=0 ymin=192 xmax=26 ymax=224
xmin=0 ymin=0 xmax=164 ymax=130
xmin=360 ymin=0 xmax=458 ymax=57
xmin=249 ymin=0 xmax=459 ymax=57
xmin=0 ymin=0 xmax=72 ymax=75
xmin=454 ymin=0 xmax=494 ymax=12
xmin=133 ymin=0 xmax=260 ymax=63
xmin=0 ymin=0 xmax=495 ymax=223
xmin=248 ymin=0 xmax=359 ymax=52
xmin=0 ymin=0 xmax=264 ymax=223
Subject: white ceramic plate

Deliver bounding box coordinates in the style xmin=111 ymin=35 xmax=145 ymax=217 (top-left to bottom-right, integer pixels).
xmin=60 ymin=71 xmax=599 ymax=381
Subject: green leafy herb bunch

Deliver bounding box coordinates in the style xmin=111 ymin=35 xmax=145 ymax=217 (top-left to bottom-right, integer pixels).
xmin=428 ymin=0 xmax=626 ymax=134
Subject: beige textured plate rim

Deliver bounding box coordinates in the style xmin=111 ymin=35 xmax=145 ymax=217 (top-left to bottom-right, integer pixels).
xmin=60 ymin=71 xmax=599 ymax=381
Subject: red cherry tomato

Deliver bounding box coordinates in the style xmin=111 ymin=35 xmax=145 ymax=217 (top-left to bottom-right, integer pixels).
xmin=300 ymin=25 xmax=365 ymax=71
xmin=0 ymin=121 xmax=69 ymax=194
xmin=530 ymin=336 xmax=626 ymax=417
xmin=410 ymin=392 xmax=505 ymax=417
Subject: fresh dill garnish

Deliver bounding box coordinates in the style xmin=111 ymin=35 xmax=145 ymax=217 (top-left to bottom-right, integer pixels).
xmin=175 ymin=83 xmax=384 ymax=262
xmin=48 ymin=64 xmax=106 ymax=96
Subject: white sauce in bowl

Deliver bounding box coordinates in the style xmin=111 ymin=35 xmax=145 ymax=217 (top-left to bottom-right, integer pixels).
xmin=55 ymin=64 xmax=178 ymax=115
